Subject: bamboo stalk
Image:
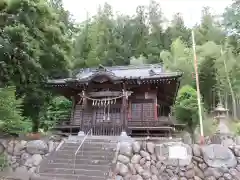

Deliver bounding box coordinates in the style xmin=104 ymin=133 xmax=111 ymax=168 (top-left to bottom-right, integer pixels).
xmin=191 ymin=29 xmax=204 ymax=144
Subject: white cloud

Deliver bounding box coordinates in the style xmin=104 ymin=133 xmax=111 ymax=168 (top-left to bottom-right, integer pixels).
xmin=63 ymin=0 xmax=232 ymax=27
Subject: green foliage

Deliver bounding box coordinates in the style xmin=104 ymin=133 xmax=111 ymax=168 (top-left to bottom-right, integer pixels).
xmin=72 ymin=1 xmax=172 ymax=68
xmin=195 ymin=7 xmax=225 ymax=45
xmin=223 ymin=0 xmax=240 ymax=54
xmin=199 ymin=54 xmax=218 ymax=112
xmin=202 ymin=117 xmax=217 ymax=136
xmin=160 ymin=38 xmax=194 ymax=87
xmin=40 ymin=96 xmax=72 ymax=131
xmin=0 ymin=0 xmax=240 ymax=132
xmin=0 ymin=86 xmax=30 ymax=135
xmin=130 ymin=55 xmax=147 ymax=65
xmin=0 ymin=0 xmax=73 ymax=132
xmin=233 ymin=123 xmax=240 ymax=135
xmin=0 ymin=154 xmax=7 ymax=171
xmin=174 ymin=85 xmax=203 ymax=134
xmin=164 ymin=13 xmax=191 ymax=48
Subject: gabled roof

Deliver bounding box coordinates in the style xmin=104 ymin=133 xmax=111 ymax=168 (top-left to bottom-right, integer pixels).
xmin=47 ymin=64 xmax=183 ymax=85
xmin=76 ymin=64 xmax=181 ymax=79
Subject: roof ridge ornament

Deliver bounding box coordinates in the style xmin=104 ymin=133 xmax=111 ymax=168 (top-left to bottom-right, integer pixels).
xmin=98 ymin=64 xmax=107 ymax=71
xmin=149 ymin=68 xmax=156 ymax=76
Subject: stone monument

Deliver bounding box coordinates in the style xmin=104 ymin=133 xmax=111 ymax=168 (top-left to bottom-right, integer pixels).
xmin=214 ymin=103 xmax=229 ymax=134
xmin=211 ymin=103 xmax=235 ymax=146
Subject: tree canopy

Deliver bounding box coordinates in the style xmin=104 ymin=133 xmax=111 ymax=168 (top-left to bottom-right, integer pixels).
xmin=0 ymin=0 xmax=73 ymax=132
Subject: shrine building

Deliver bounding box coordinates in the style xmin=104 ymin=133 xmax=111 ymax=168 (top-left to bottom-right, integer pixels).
xmin=47 ymin=64 xmax=184 ymax=137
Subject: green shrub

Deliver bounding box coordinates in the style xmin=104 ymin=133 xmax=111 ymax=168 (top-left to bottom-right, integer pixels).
xmin=40 ymin=96 xmax=72 ymax=131
xmin=235 ymin=123 xmax=240 ymax=135
xmin=0 ymin=86 xmax=27 ymax=135
xmin=173 ymin=85 xmax=204 ymax=140
xmin=0 ymin=154 xmax=7 ymax=171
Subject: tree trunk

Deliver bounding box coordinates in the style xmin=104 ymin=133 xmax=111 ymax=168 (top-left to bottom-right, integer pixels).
xmin=188 ymin=127 xmax=196 ymax=144
xmin=190 ymin=131 xmax=195 ymax=144
xmin=32 ymin=118 xmax=39 ymax=133
xmin=221 ymin=48 xmax=237 ymax=119
xmin=225 ymin=92 xmax=229 ymax=117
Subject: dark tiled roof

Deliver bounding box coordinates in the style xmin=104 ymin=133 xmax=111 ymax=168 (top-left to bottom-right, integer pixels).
xmin=76 ymin=64 xmax=181 ymax=79
xmin=48 ymin=64 xmax=182 ymax=84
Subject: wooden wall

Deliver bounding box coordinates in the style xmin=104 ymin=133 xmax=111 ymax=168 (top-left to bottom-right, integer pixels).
xmin=70 ymin=84 xmax=172 ymax=126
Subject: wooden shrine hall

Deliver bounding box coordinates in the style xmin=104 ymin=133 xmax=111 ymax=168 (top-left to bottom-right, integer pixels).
xmin=47 ymin=64 xmax=184 ymax=137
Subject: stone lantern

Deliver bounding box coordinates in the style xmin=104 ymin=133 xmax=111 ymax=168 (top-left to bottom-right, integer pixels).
xmin=214 ymin=103 xmax=229 ymax=134
xmin=211 ymin=103 xmax=235 ymax=146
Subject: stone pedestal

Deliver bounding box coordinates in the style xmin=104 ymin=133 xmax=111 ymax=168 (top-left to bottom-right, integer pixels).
xmin=211 ymin=133 xmax=236 ymax=147
xmin=118 ymin=131 xmax=133 ymax=142
xmin=77 ymin=131 xmax=85 ymax=136
xmin=120 ymin=131 xmax=127 ymax=137
xmin=67 ymin=131 xmax=85 ymax=142
xmin=216 ymin=119 xmax=230 ymax=134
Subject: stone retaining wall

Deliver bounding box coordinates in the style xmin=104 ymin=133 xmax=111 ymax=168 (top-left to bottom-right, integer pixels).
xmin=0 ymin=136 xmax=61 ymax=175
xmin=114 ymin=140 xmax=240 ymax=180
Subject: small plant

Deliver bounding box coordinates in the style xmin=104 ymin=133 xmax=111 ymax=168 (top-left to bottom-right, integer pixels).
xmin=0 ymin=154 xmax=7 ymax=171
xmin=235 ymin=123 xmax=240 ymax=135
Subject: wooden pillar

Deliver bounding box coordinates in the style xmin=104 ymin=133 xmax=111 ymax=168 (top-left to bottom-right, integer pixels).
xmin=155 ymin=87 xmax=159 ymax=120
xmin=70 ymin=96 xmax=76 ymax=135
xmin=81 ymin=89 xmax=86 ymax=132
xmin=80 ymin=104 xmax=84 ymax=131
xmin=128 ymin=100 xmax=131 ymax=120
xmin=70 ymin=96 xmax=76 ymax=125
xmin=122 ymin=83 xmax=126 ymax=132
xmin=155 ymin=96 xmax=158 ymax=120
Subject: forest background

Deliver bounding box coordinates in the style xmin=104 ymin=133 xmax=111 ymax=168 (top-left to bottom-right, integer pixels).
xmin=0 ymin=0 xmax=240 ymax=137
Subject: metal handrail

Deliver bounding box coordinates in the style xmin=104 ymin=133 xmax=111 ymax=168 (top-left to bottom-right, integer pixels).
xmin=36 ymin=139 xmax=65 ymax=174
xmin=73 ymin=129 xmax=92 ymax=173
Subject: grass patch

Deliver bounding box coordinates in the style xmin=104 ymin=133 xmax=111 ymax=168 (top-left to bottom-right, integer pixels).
xmin=0 ymin=154 xmax=7 ymax=171
xmin=228 ymin=121 xmax=240 ymax=135
xmin=194 ymin=117 xmax=217 ymax=137
xmin=0 ymin=121 xmax=3 ymax=129
xmin=202 ymin=118 xmax=218 ymax=136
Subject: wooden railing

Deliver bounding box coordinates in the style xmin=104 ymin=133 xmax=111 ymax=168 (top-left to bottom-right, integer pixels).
xmin=127 ymin=120 xmax=172 ymax=127
xmin=57 ymin=120 xmax=71 ymax=125
xmin=82 ymin=124 xmax=123 ymax=136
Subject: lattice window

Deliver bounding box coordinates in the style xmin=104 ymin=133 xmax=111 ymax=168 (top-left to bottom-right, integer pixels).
xmin=131 ymin=103 xmax=142 ymax=120
xmin=131 ymin=100 xmax=154 ymax=121
xmin=95 ymin=107 xmax=105 ymax=123
xmin=144 ymin=103 xmax=154 ymax=120
xmin=109 ymin=107 xmax=121 ymax=124
xmin=95 ymin=106 xmax=121 ymax=123
xmin=83 ymin=111 xmax=92 ymax=125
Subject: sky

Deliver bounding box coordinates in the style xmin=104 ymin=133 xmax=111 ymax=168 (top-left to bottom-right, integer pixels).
xmin=62 ymin=0 xmax=232 ymax=27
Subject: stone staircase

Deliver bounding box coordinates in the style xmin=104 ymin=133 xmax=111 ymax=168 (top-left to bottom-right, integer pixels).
xmin=33 ymin=137 xmax=118 ymax=180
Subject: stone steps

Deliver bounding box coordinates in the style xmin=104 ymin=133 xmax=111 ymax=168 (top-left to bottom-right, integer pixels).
xmin=34 ymin=173 xmax=106 ymax=180
xmin=33 ymin=136 xmax=118 ymax=180
xmin=38 ymin=163 xmax=110 ymax=171
xmin=39 ymin=167 xmax=108 ymax=176
xmin=59 ymin=145 xmax=115 ymax=151
xmin=60 ymin=142 xmax=116 ymax=146
xmin=50 ymin=153 xmax=113 ymax=160
xmin=48 ymin=158 xmax=111 ymax=165
xmin=68 ymin=136 xmax=118 ymax=143
xmin=55 ymin=149 xmax=115 ymax=156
